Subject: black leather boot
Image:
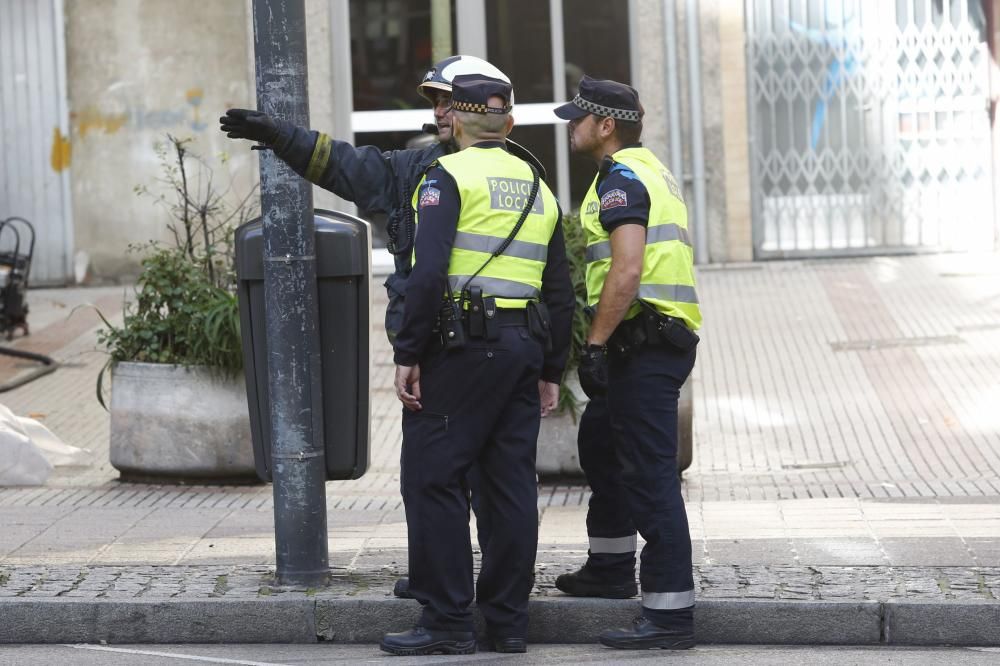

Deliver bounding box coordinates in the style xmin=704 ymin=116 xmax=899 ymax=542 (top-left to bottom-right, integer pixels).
xmin=379 ymin=627 xmax=476 ymax=656
xmin=554 ymin=565 xmax=638 ymax=599
xmin=598 ymin=615 xmax=695 ymax=650
xmin=484 ymin=637 xmax=527 ymax=653
xmin=392 ymin=577 xmax=415 ymax=599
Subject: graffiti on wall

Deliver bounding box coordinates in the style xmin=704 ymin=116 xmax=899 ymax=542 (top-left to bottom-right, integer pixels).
xmin=789 ymin=6 xmax=860 ymax=151
xmin=50 ymin=127 xmax=71 ymax=172
xmin=72 ymin=87 xmax=209 ymax=138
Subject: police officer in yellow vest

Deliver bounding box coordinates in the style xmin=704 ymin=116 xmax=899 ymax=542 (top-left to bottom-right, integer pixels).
xmin=382 ymin=73 xmax=573 ymax=656
xmin=553 ymin=76 xmax=701 ymax=650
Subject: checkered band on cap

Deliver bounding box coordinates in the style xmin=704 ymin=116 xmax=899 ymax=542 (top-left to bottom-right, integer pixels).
xmin=572 ymin=94 xmax=641 ymax=122
xmin=451 ymin=100 xmax=512 ymax=115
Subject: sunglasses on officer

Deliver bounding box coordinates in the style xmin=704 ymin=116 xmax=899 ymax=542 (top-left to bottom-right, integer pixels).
xmin=430 ymin=92 xmax=453 ymax=112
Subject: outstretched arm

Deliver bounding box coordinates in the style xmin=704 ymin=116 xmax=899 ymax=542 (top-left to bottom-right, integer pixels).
xmin=219 ymin=109 xmax=398 ymax=214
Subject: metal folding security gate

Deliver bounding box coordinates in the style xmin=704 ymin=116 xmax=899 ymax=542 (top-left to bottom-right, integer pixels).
xmin=746 ymin=0 xmax=995 ymax=258
xmin=0 ymin=0 xmax=73 ymax=284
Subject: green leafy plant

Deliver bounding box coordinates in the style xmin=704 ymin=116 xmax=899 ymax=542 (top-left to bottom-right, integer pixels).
xmin=557 ymin=212 xmax=590 ymax=419
xmin=95 ymin=135 xmax=257 ymax=407
xmin=96 ymin=246 xmax=242 ymax=369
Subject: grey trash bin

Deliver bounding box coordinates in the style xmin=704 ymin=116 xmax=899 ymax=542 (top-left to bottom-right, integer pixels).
xmin=235 ymin=209 xmax=372 ymax=481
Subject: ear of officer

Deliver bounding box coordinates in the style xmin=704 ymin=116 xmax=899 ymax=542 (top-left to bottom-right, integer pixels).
xmin=593 ymin=117 xmax=624 ymax=154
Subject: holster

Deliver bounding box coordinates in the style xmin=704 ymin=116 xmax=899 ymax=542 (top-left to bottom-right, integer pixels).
xmin=607 ymin=318 xmax=647 ymax=357
xmin=464 ymin=287 xmax=500 ymax=341
xmin=436 ymin=299 xmax=466 ymax=350
xmin=637 ymin=300 xmax=699 ymax=353
xmin=483 ymin=296 xmax=500 ymax=341
xmin=468 ymin=287 xmax=485 ymax=339
xmin=526 ymin=300 xmax=553 ymax=352
xmin=609 ymin=302 xmax=699 ymax=356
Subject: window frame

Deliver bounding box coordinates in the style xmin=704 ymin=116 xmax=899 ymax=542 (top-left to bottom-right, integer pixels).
xmin=331 ymin=0 xmax=637 ymax=210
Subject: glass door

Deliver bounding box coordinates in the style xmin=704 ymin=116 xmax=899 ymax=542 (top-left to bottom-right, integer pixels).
xmin=484 ymin=0 xmax=632 ymax=210
xmin=333 ymin=0 xmax=633 ymax=223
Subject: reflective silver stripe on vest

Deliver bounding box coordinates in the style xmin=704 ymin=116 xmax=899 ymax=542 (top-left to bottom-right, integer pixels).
xmin=589 ymin=534 xmax=637 ymax=554
xmin=638 ymin=284 xmax=699 ymax=304
xmin=585 ymin=241 xmax=612 ymax=263
xmin=448 ymin=275 xmax=540 ymax=299
xmin=642 ymin=589 xmax=695 ymax=610
xmin=584 ymin=224 xmax=692 ymax=263
xmin=648 ymin=223 xmax=692 ymax=247
xmin=453 ymin=231 xmax=548 ymax=263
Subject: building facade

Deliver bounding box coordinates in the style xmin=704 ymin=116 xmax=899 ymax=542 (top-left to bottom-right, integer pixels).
xmin=1 ymin=0 xmax=997 ymax=283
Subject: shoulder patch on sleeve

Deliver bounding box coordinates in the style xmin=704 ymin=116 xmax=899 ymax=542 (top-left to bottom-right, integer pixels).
xmin=600 ymin=188 xmax=628 ymax=211
xmin=610 ymin=164 xmax=639 ymax=181
xmin=418 ymin=185 xmax=441 ymax=208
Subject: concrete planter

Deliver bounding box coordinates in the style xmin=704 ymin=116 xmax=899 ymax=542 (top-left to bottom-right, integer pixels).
xmin=109 ymin=362 xmax=257 ymax=483
xmin=536 ymin=380 xmax=694 ymax=479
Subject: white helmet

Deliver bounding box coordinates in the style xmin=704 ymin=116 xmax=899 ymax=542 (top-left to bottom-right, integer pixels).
xmin=417 ymin=55 xmax=515 ymax=106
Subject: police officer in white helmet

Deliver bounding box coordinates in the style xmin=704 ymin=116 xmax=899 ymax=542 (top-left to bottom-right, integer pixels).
xmin=220 ymin=55 xmax=545 ymax=599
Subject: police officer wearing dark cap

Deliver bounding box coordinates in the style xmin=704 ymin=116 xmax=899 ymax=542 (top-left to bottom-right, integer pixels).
xmin=552 ymin=75 xmax=702 ymax=650
xmin=380 ymin=73 xmax=573 ymax=656
xmin=220 ymin=55 xmax=543 ymax=601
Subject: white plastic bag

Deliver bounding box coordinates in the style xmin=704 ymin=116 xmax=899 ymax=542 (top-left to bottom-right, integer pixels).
xmin=0 ymin=403 xmax=89 ymax=485
xmin=18 ymin=415 xmax=90 ymax=466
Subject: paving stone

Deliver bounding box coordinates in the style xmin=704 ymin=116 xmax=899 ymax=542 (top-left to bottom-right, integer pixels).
xmin=880 ymin=537 xmax=977 ymax=566
xmin=885 ymin=600 xmax=1000 ymax=645
xmin=967 ymin=538 xmax=1000 ymax=566
xmin=705 ymin=539 xmax=796 ymax=565
xmin=791 ymin=538 xmax=887 ymax=566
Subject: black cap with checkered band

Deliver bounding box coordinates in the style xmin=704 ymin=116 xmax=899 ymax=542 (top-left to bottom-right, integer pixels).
xmin=554 ymin=75 xmax=643 ymax=122
xmin=450 ymin=74 xmax=513 ymax=115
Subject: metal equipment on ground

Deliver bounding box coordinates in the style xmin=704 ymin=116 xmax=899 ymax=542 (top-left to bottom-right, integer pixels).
xmin=0 ymin=217 xmax=57 ymax=392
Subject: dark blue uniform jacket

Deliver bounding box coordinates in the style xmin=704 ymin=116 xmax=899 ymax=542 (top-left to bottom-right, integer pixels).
xmin=271 ymin=123 xmax=450 ymax=331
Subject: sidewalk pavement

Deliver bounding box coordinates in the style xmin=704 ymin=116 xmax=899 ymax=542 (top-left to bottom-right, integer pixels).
xmin=1 ymin=253 xmax=999 ymax=646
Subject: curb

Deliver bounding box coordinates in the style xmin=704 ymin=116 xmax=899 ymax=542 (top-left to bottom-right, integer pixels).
xmin=2 ymin=597 xmax=998 ymax=646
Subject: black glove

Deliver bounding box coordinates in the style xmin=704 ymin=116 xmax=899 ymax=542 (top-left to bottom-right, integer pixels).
xmin=219 ymin=108 xmax=280 ymax=145
xmin=577 ymin=344 xmax=608 ymax=399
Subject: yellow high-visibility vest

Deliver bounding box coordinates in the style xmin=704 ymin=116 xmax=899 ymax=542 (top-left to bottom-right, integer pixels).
xmin=412 ymin=146 xmax=560 ymax=309
xmin=579 ymin=146 xmax=701 ymax=330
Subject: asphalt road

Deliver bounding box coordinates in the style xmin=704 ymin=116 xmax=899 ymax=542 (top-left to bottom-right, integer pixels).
xmin=1 ymin=644 xmax=999 ymax=665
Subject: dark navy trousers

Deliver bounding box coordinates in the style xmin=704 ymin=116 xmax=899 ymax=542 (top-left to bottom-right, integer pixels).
xmin=401 ymin=324 xmax=543 ymax=637
xmin=577 ymin=343 xmax=697 ymax=616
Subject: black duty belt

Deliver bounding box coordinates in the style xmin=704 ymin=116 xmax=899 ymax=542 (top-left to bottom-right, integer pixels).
xmin=608 ymin=309 xmax=699 ymax=356
xmin=464 ymin=308 xmax=529 ymax=327
xmin=462 ymin=306 xmax=529 ymax=341
xmin=430 ymin=303 xmax=545 ymax=354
